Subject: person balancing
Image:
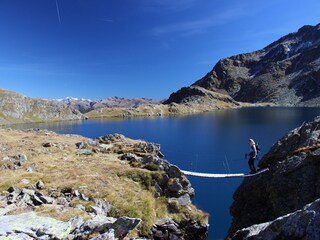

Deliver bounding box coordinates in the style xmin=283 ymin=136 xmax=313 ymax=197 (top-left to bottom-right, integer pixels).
xmin=246 ymin=138 xmax=260 ymax=174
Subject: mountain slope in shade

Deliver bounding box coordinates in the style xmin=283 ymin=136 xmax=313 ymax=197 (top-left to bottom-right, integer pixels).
xmin=0 ymin=88 xmax=83 ymax=125
xmin=166 ymin=23 xmax=320 ymax=106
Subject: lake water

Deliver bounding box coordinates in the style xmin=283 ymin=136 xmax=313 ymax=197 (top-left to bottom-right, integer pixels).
xmin=10 ymin=107 xmax=320 ymax=239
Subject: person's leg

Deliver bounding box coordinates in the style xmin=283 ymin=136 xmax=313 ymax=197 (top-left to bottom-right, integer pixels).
xmin=248 ymin=157 xmax=256 ymax=173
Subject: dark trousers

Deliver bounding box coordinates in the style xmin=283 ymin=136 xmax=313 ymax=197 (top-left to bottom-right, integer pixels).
xmin=248 ymin=157 xmax=256 ymax=173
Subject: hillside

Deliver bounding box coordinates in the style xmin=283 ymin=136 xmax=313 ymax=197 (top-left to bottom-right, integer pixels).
xmin=0 ymin=128 xmax=208 ymax=239
xmin=57 ymin=97 xmax=161 ymax=114
xmin=166 ymin=23 xmax=320 ymax=106
xmin=228 ymin=116 xmax=320 ymax=239
xmin=0 ymin=88 xmax=84 ymax=125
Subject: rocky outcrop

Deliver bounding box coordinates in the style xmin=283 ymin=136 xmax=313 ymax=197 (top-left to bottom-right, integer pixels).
xmin=231 ymin=199 xmax=320 ymax=240
xmin=163 ymin=86 xmax=240 ymax=108
xmin=228 ymin=116 xmax=320 ymax=239
xmin=98 ymin=134 xmax=195 ymax=201
xmin=0 ymin=129 xmax=208 ymax=239
xmin=0 ymin=88 xmax=84 ymax=125
xmin=166 ymin=23 xmax=320 ymax=106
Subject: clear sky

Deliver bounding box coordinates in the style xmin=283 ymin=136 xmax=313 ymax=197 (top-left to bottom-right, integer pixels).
xmin=0 ymin=0 xmax=319 ymax=100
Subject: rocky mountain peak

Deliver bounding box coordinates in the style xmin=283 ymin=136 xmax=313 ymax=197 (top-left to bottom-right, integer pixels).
xmin=166 ymin=23 xmax=320 ymax=106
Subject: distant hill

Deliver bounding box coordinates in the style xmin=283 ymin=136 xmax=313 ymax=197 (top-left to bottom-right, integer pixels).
xmin=0 ymin=88 xmax=83 ymax=125
xmin=55 ymin=97 xmax=161 ymax=113
xmin=165 ymin=23 xmax=320 ymax=106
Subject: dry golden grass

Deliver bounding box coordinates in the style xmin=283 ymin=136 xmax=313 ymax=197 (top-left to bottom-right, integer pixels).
xmin=0 ymin=128 xmax=208 ymax=235
xmin=292 ymin=144 xmax=320 ymax=155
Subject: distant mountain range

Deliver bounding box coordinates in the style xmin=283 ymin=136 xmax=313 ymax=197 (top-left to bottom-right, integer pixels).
xmin=54 ymin=97 xmax=160 ymax=113
xmin=0 ymin=88 xmax=83 ymax=125
xmin=166 ymin=23 xmax=320 ymax=106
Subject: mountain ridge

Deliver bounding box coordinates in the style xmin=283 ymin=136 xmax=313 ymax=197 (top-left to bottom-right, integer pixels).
xmin=166 ymin=23 xmax=320 ymax=106
xmin=0 ymin=88 xmax=84 ymax=125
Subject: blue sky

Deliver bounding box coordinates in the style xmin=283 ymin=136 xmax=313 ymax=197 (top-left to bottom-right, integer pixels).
xmin=0 ymin=0 xmax=319 ymax=100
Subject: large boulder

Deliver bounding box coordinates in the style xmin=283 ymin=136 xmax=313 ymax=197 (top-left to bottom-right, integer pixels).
xmin=231 ymin=199 xmax=320 ymax=240
xmin=0 ymin=212 xmax=71 ymax=239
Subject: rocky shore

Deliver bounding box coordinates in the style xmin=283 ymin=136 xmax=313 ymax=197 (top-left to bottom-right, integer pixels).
xmin=0 ymin=128 xmax=208 ymax=239
xmin=228 ymin=116 xmax=320 ymax=239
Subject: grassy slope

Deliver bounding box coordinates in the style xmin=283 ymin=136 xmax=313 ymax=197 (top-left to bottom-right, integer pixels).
xmin=0 ymin=128 xmax=208 ymax=235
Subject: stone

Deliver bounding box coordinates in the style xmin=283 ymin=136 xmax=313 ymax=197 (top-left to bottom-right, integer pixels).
xmin=76 ymin=149 xmax=93 ymax=155
xmin=75 ymin=142 xmax=86 ymax=149
xmin=71 ymin=215 xmax=116 ymax=237
xmin=90 ymin=230 xmax=116 ymax=240
xmin=18 ymin=154 xmax=28 ymax=161
xmin=42 ymin=142 xmax=53 ymax=147
xmin=154 ymin=183 xmax=164 ymax=198
xmin=21 ymin=179 xmax=30 ymax=185
xmin=111 ymin=216 xmax=142 ymax=238
xmin=99 ymin=144 xmax=114 ymax=150
xmin=231 ymin=199 xmax=320 ymax=240
xmin=35 ymin=180 xmax=44 ymax=190
xmin=0 ymin=212 xmax=71 ymax=239
xmin=92 ymin=198 xmax=112 ymax=216
xmin=120 ymin=153 xmax=138 ymax=161
xmin=167 ymin=178 xmax=184 ymax=197
xmin=167 ymin=165 xmax=182 ymax=178
xmin=0 ymin=204 xmax=17 ymax=216
xmin=79 ymin=193 xmax=89 ymax=201
xmin=168 ymin=194 xmax=191 ymax=206
xmin=56 ymin=197 xmax=69 ymax=206
xmin=87 ymin=139 xmax=97 ymax=146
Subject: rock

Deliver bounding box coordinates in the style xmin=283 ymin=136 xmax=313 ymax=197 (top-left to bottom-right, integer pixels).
xmin=159 ymin=174 xmax=170 ymax=187
xmin=73 ymin=189 xmax=81 ymax=197
xmin=76 ymin=149 xmax=93 ymax=155
xmin=111 ymin=216 xmax=142 ymax=238
xmin=71 ymin=215 xmax=116 ymax=237
xmin=167 ymin=178 xmax=184 ymax=197
xmin=92 ymin=198 xmax=112 ymax=216
xmin=56 ymin=197 xmax=69 ymax=206
xmin=120 ymin=153 xmax=139 ymax=161
xmin=180 ymin=219 xmax=208 ymax=240
xmin=87 ymin=139 xmax=97 ymax=146
xmin=152 ymin=218 xmax=182 ymax=239
xmin=20 ymin=179 xmax=30 ymax=185
xmin=168 ymin=194 xmax=191 ymax=206
xmin=99 ymin=143 xmax=114 ymax=150
xmin=76 ymin=142 xmax=87 ymax=149
xmin=154 ymin=183 xmax=164 ymax=198
xmin=0 ymin=212 xmax=71 ymax=239
xmin=90 ymin=229 xmax=116 ymax=240
xmin=79 ymin=193 xmax=89 ymax=201
xmin=18 ymin=154 xmax=28 ymax=161
xmin=0 ymin=204 xmax=17 ymax=216
xmin=167 ymin=165 xmax=182 ymax=178
xmin=42 ymin=142 xmax=53 ymax=147
xmin=35 ymin=180 xmax=44 ymax=190
xmin=231 ymin=199 xmax=320 ymax=240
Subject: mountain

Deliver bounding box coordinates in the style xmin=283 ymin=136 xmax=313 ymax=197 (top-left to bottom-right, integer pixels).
xmin=0 ymin=88 xmax=83 ymax=125
xmin=56 ymin=97 xmax=161 ymax=114
xmin=228 ymin=116 xmax=320 ymax=239
xmin=166 ymin=23 xmax=320 ymax=106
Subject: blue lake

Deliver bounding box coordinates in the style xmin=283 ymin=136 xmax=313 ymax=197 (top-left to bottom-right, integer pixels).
xmin=11 ymin=107 xmax=320 ymax=239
